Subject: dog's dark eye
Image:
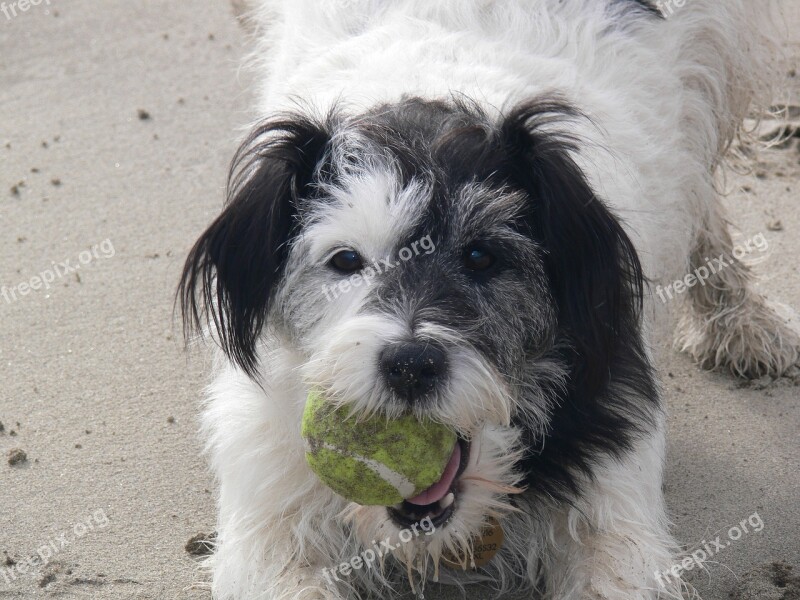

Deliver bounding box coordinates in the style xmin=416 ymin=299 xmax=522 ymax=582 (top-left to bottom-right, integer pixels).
xmin=463 ymin=246 xmax=495 ymax=271
xmin=329 ymin=249 xmax=364 ymax=273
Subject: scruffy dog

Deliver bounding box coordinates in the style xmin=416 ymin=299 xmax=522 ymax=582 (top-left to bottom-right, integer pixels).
xmin=179 ymin=1 xmax=797 ymax=598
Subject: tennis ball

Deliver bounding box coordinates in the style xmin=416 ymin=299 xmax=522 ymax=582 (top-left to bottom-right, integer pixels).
xmin=301 ymin=390 xmax=457 ymax=506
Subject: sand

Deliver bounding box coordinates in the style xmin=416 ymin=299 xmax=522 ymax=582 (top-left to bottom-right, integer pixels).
xmin=0 ymin=1 xmax=797 ymax=598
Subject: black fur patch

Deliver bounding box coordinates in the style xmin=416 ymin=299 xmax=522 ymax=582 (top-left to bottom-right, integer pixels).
xmin=178 ymin=114 xmax=333 ymax=377
xmin=618 ymin=0 xmax=664 ymax=18
xmin=495 ymin=101 xmax=659 ymax=504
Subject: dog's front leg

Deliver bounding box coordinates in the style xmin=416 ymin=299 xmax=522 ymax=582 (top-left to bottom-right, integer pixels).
xmin=209 ymin=472 xmax=352 ymax=600
xmin=538 ymin=429 xmax=686 ymax=600
xmin=202 ymin=375 xmax=352 ymax=600
xmin=209 ymin=478 xmax=352 ymax=600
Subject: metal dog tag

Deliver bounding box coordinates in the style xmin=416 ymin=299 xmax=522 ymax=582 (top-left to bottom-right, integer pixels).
xmin=442 ymin=517 xmax=504 ymax=570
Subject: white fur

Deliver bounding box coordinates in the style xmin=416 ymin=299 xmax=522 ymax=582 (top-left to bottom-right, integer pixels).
xmin=195 ymin=1 xmax=794 ymax=598
xmin=537 ymin=418 xmax=687 ymax=600
xmin=244 ymin=0 xmax=778 ymax=283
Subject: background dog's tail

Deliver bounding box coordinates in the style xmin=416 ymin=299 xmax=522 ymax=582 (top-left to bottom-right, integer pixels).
xmin=659 ymin=0 xmax=786 ymax=169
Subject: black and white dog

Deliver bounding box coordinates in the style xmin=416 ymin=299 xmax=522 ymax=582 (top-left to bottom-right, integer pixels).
xmin=179 ymin=1 xmax=797 ymax=598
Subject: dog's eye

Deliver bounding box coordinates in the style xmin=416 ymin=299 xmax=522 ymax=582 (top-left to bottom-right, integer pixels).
xmin=463 ymin=246 xmax=496 ymax=271
xmin=329 ymin=249 xmax=364 ymax=273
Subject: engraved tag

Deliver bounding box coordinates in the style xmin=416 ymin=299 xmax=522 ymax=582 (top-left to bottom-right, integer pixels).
xmin=442 ymin=517 xmax=504 ymax=570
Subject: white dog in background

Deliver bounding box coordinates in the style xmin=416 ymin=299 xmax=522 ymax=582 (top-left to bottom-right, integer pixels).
xmin=179 ymin=1 xmax=797 ymax=598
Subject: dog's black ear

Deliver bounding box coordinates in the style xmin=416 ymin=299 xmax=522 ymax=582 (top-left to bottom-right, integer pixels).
xmin=178 ymin=115 xmax=331 ymax=377
xmin=500 ymin=100 xmax=645 ymax=398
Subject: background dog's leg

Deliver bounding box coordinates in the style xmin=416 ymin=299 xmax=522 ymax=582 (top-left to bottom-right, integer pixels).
xmin=537 ymin=430 xmax=688 ymax=600
xmin=664 ymin=0 xmax=798 ymax=379
xmin=675 ymin=200 xmax=800 ymax=379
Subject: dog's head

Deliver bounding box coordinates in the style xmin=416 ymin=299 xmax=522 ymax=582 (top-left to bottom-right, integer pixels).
xmin=179 ymin=96 xmax=650 ymax=580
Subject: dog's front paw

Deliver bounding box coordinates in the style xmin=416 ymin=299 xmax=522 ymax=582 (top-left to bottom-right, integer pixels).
xmin=270 ymin=568 xmax=345 ymax=600
xmin=284 ymin=585 xmax=342 ymax=600
xmin=678 ymin=296 xmax=800 ymax=379
xmin=212 ymin=560 xmax=345 ymax=600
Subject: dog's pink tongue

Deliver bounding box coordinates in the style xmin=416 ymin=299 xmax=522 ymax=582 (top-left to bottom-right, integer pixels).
xmin=406 ymin=443 xmax=461 ymax=506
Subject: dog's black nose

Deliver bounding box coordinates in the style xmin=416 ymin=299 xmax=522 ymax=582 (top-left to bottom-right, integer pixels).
xmin=380 ymin=342 xmax=447 ymax=400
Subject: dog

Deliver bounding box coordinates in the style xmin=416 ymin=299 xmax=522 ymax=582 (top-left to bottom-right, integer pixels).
xmin=179 ymin=1 xmax=798 ymax=598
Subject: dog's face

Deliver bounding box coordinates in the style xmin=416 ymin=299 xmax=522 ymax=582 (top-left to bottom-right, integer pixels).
xmin=180 ymin=97 xmax=648 ymax=576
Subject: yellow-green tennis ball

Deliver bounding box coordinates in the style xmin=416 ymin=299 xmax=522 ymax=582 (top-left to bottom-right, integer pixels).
xmin=301 ymin=390 xmax=457 ymax=506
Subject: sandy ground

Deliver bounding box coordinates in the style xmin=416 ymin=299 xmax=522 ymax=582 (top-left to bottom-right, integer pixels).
xmin=0 ymin=2 xmax=797 ymax=599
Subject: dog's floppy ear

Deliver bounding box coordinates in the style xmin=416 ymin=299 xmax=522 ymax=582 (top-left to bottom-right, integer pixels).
xmin=500 ymin=100 xmax=645 ymax=398
xmin=179 ymin=115 xmax=331 ymax=377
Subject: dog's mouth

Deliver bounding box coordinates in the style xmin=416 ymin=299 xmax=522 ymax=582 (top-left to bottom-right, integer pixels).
xmin=388 ymin=438 xmax=470 ymax=530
